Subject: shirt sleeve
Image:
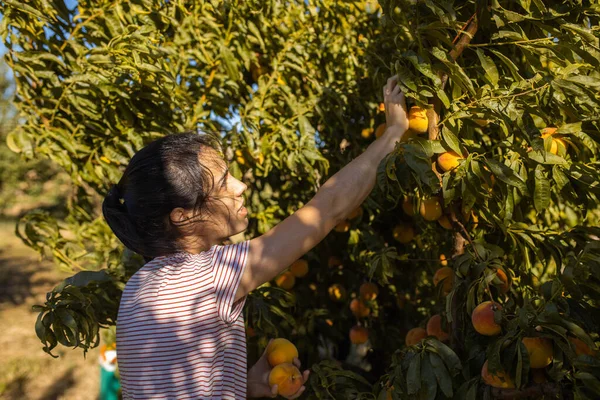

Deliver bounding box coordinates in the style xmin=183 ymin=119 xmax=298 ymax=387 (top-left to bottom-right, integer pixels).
xmin=210 ymin=240 xmax=250 ymax=324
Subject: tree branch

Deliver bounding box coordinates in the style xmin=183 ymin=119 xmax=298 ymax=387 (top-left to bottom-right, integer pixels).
xmin=428 ymin=13 xmax=479 ymax=140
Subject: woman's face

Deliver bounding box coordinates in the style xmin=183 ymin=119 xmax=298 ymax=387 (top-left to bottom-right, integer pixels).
xmin=203 ymin=154 xmax=249 ymax=240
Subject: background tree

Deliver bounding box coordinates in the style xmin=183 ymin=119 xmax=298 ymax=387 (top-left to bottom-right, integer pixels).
xmin=2 ymin=0 xmax=600 ymax=398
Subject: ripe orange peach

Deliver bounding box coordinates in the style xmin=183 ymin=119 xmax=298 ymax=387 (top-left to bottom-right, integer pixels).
xmin=402 ymin=196 xmax=415 ymax=216
xmin=569 ymin=337 xmax=595 ymax=356
xmin=328 ymin=256 xmax=342 ymax=268
xmin=471 ymin=301 xmax=503 ymax=336
xmin=405 ymin=327 xmax=427 ymax=346
xmin=289 ymin=259 xmax=309 ymax=278
xmin=522 ymin=337 xmax=554 ymax=368
xmin=481 ymin=360 xmax=515 ymax=388
xmin=438 ymin=215 xmax=453 ymax=230
xmin=328 ymin=284 xmax=347 ymax=302
xmin=246 ymin=326 xmax=256 ymax=338
xmin=266 ymin=338 xmax=299 ymax=367
xmin=541 ymin=127 xmax=568 ymax=155
xmin=268 ymin=363 xmax=303 ymax=397
xmin=359 ymin=282 xmax=379 ymax=301
xmin=439 ymin=254 xmax=448 ymax=267
xmin=433 ymin=267 xmax=454 ymax=295
xmin=347 ymin=206 xmax=364 ymax=220
xmin=375 ymin=123 xmax=387 ymax=138
xmin=349 ymin=325 xmax=369 ymax=344
xmin=408 ymin=106 xmax=428 ymax=133
xmin=350 ymin=298 xmax=370 ymax=318
xmin=396 ymin=292 xmax=409 ymax=309
xmin=493 ymin=268 xmax=510 ymax=294
xmin=392 ymin=223 xmax=415 ymax=244
xmin=334 ymin=220 xmax=350 ymax=232
xmin=420 ymin=197 xmax=443 ymax=221
xmin=274 ymin=272 xmax=296 ymax=290
xmin=437 ymin=151 xmax=463 ymax=172
xmin=426 ymin=314 xmax=450 ymax=342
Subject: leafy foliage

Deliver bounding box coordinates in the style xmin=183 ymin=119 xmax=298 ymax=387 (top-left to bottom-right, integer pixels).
xmin=2 ymin=0 xmax=600 ymax=398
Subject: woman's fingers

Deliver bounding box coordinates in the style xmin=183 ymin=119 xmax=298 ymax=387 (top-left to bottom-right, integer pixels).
xmin=293 ymin=357 xmax=301 ymax=368
xmin=287 ymin=386 xmax=306 ymax=399
xmin=302 ymin=369 xmax=310 ymax=383
xmin=384 ymin=75 xmax=399 ymax=95
xmin=270 ymin=384 xmax=278 ymax=398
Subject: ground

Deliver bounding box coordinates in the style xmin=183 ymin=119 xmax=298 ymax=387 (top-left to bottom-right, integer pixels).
xmin=0 ymin=218 xmax=100 ymax=400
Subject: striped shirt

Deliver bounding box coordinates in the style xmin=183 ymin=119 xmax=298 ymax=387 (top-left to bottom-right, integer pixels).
xmin=116 ymin=241 xmax=250 ymax=399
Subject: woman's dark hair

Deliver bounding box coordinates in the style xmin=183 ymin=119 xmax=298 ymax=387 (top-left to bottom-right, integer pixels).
xmin=102 ymin=131 xmax=223 ymax=259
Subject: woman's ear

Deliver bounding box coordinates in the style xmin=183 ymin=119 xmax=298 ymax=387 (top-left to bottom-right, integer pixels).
xmin=170 ymin=207 xmax=191 ymax=224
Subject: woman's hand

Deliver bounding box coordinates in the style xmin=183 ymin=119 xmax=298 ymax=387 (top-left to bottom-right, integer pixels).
xmin=382 ymin=75 xmax=409 ymax=138
xmin=247 ymin=340 xmax=310 ymax=399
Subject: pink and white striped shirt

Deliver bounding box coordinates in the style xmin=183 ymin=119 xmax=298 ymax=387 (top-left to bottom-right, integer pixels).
xmin=116 ymin=241 xmax=250 ymax=399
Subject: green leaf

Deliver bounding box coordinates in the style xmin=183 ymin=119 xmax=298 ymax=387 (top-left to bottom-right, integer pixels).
xmin=429 ymin=352 xmax=453 ymax=397
xmin=476 ymin=49 xmax=499 ymax=86
xmin=407 ymin=353 xmax=422 ymax=394
xmin=485 ymin=159 xmax=528 ymax=193
xmin=441 ymin=126 xmax=462 ymax=155
xmin=428 ymin=339 xmax=462 ymax=374
xmin=534 ymin=165 xmax=550 ymax=212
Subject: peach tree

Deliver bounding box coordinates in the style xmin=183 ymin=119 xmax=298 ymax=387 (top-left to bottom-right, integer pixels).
xmin=2 ymin=0 xmax=600 ymax=398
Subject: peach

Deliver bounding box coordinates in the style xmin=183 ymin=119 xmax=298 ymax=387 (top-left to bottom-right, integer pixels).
xmin=433 ymin=267 xmax=454 ymax=295
xmin=439 ymin=254 xmax=448 ymax=267
xmin=426 ymin=314 xmax=450 ymax=342
xmin=522 ymin=337 xmax=553 ymax=368
xmin=289 ymin=259 xmax=309 ymax=278
xmin=569 ymin=336 xmax=595 ymax=356
xmin=266 ymin=338 xmax=299 ymax=367
xmin=328 ymin=284 xmax=347 ymax=302
xmin=386 ymin=387 xmax=394 ymax=400
xmin=350 ymin=298 xmax=370 ymax=318
xmin=246 ymin=326 xmax=256 ymax=338
xmin=481 ymin=360 xmax=515 ymax=388
xmin=405 ymin=327 xmax=427 ymax=346
xmin=420 ymin=197 xmax=443 ymax=221
xmin=471 ymin=301 xmax=503 ymax=336
xmin=359 ymin=282 xmax=379 ymax=301
xmin=375 ymin=123 xmax=387 ymax=138
xmin=347 ymin=206 xmax=363 ymax=220
xmin=328 ymin=256 xmax=342 ymax=268
xmin=437 ymin=151 xmax=463 ymax=172
xmin=274 ymin=272 xmax=296 ymax=290
xmin=493 ymin=268 xmax=510 ymax=294
xmin=438 ymin=215 xmax=453 ymax=230
xmin=334 ymin=220 xmax=350 ymax=232
xmin=408 ymin=106 xmax=429 ymax=133
xmin=396 ymin=292 xmax=408 ymax=309
xmin=541 ymin=127 xmax=568 ymax=155
xmin=361 ymin=127 xmax=373 ymax=139
xmin=392 ymin=223 xmax=415 ymax=244
xmin=268 ymin=363 xmax=303 ymax=397
xmin=349 ymin=325 xmax=369 ymax=344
